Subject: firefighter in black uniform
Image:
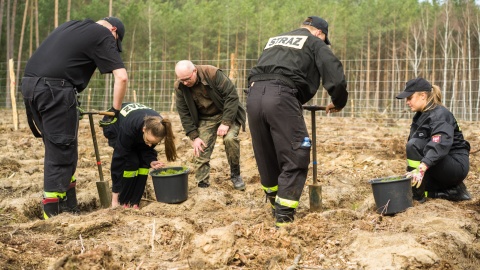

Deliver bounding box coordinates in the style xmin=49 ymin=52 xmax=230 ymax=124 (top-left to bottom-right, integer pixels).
xmin=396 ymin=78 xmax=471 ymax=202
xmin=20 ymin=17 xmax=128 ymax=219
xmin=102 ymin=103 xmax=177 ymax=208
xmin=247 ymin=16 xmax=348 ymax=227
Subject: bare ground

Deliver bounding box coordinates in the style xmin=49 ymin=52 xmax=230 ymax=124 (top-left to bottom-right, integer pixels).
xmin=0 ymin=109 xmax=479 ymax=270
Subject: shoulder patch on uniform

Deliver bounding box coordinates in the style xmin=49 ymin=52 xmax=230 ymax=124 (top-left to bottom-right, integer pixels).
xmin=264 ymin=35 xmax=308 ymax=50
xmin=432 ymin=134 xmax=441 ymax=143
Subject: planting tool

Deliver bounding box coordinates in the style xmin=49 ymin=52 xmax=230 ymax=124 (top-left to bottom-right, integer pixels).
xmin=84 ymin=111 xmax=114 ymax=208
xmin=302 ymin=105 xmax=326 ymax=212
xmin=81 ymin=111 xmax=116 ymax=116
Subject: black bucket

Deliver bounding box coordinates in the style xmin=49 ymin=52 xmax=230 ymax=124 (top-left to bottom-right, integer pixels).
xmin=368 ymin=176 xmax=413 ymax=215
xmin=150 ymin=167 xmax=190 ymax=204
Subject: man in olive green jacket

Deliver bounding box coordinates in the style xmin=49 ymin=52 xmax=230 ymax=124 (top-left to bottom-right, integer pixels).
xmin=174 ymin=60 xmax=246 ymax=190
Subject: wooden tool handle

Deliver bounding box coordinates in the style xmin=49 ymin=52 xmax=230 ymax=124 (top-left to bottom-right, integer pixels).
xmin=302 ymin=105 xmax=327 ymax=111
xmin=81 ymin=111 xmax=116 ymax=116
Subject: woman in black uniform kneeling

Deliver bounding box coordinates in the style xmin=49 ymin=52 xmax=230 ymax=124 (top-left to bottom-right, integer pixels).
xmin=396 ymin=78 xmax=471 ymax=203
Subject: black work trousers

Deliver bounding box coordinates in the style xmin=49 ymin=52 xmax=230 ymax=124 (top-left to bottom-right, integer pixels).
xmin=111 ymin=145 xmax=151 ymax=205
xmin=406 ymin=138 xmax=469 ymax=191
xmin=246 ymin=80 xmax=310 ymax=203
xmin=21 ymin=77 xmax=79 ymax=193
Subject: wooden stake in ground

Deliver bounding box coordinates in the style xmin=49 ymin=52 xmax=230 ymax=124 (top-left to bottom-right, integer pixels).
xmin=170 ymin=92 xmax=175 ymax=112
xmin=8 ymin=58 xmax=18 ymax=131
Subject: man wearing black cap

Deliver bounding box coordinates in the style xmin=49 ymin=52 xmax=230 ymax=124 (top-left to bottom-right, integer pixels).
xmin=21 ymin=16 xmax=128 ymax=219
xmin=396 ymin=78 xmax=471 ymax=203
xmin=247 ymin=16 xmax=348 ymax=228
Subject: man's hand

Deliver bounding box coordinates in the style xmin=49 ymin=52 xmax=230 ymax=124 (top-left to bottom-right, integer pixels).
xmin=217 ymin=124 xmax=230 ymax=136
xmin=325 ymin=103 xmax=341 ymax=114
xmin=192 ymin=137 xmax=207 ymax=157
xmin=99 ymin=107 xmax=120 ymax=127
xmin=406 ymin=163 xmax=428 ymax=188
xmin=150 ymin=161 xmax=165 ymax=170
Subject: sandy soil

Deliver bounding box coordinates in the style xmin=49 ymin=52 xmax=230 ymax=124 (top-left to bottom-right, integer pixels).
xmin=0 ymin=109 xmax=479 ymax=270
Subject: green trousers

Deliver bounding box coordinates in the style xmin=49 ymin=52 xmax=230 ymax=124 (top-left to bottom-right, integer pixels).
xmin=195 ymin=114 xmax=241 ymax=184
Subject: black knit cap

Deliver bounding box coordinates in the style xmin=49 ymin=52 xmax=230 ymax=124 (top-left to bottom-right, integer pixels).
xmin=396 ymin=78 xmax=432 ymax=99
xmin=303 ymin=16 xmax=330 ymax=45
xmin=103 ymin=17 xmax=125 ymax=52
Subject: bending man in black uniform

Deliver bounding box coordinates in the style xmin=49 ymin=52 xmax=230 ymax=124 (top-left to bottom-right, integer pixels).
xmin=396 ymin=78 xmax=471 ymax=202
xmin=102 ymin=103 xmax=177 ymax=208
xmin=174 ymin=60 xmax=246 ymax=191
xmin=247 ymin=16 xmax=348 ymax=227
xmin=21 ymin=17 xmax=128 ymax=219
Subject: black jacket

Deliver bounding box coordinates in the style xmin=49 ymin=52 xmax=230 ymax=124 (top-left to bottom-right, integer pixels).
xmin=408 ymin=105 xmax=470 ymax=167
xmin=248 ymin=28 xmax=348 ymax=107
xmin=24 ymin=19 xmax=124 ymax=91
xmin=103 ymin=103 xmax=159 ymax=164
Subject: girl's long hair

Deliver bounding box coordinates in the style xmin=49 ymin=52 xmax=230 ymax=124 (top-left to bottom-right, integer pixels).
xmin=144 ymin=116 xmax=177 ymax=161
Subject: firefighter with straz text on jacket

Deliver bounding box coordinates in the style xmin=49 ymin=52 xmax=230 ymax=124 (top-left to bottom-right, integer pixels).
xmin=247 ymin=16 xmax=348 ymax=228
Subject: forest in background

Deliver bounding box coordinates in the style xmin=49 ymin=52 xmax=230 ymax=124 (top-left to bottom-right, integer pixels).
xmin=2 ymin=0 xmax=480 ymax=120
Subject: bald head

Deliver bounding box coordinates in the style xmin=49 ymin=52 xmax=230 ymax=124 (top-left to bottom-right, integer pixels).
xmin=175 ymin=60 xmax=195 ymax=77
xmin=175 ymin=60 xmax=198 ymax=87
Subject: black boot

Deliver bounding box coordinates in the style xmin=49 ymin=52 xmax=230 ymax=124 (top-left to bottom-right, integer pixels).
xmin=42 ymin=197 xmax=60 ymax=220
xmin=230 ymin=164 xmax=245 ymax=191
xmin=412 ymin=186 xmax=426 ymax=203
xmin=275 ymin=204 xmax=295 ymax=228
xmin=429 ymin=182 xmax=471 ymax=201
xmin=266 ymin=193 xmax=276 ymax=217
xmin=61 ymin=184 xmax=80 ymax=214
xmin=410 ymin=172 xmax=427 ymax=203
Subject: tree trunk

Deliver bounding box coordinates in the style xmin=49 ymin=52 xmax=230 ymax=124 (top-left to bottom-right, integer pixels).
xmin=404 ymin=32 xmax=409 ymax=84
xmin=16 ymin=0 xmax=29 ymax=93
xmin=54 ymin=0 xmax=58 ymax=27
xmin=103 ymin=0 xmax=113 ymax=110
xmin=366 ymin=29 xmax=371 ymax=109
xmin=34 ymin=0 xmax=38 ymax=48
xmin=391 ymin=18 xmax=397 ymax=109
xmin=29 ymin=0 xmax=32 ymax=55
xmin=442 ymin=1 xmax=450 ymax=99
xmin=432 ymin=16 xmax=437 ymax=84
xmin=476 ymin=14 xmax=480 ymax=120
xmin=0 ymin=0 xmax=5 ymax=50
xmin=465 ymin=6 xmax=472 ymax=121
xmin=66 ymin=0 xmax=71 ymax=21
xmin=128 ymin=26 xmax=136 ymax=104
xmin=374 ymin=32 xmax=381 ymax=110
xmin=148 ymin=4 xmax=152 ymax=96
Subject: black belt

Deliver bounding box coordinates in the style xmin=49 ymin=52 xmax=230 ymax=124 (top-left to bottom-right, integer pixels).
xmin=249 ymin=74 xmax=296 ymax=89
xmin=42 ymin=77 xmax=74 ymax=87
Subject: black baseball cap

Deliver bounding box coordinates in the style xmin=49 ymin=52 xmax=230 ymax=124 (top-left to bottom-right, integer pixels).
xmin=396 ymin=78 xmax=432 ymax=99
xmin=103 ymin=17 xmax=125 ymax=52
xmin=303 ymin=16 xmax=330 ymax=45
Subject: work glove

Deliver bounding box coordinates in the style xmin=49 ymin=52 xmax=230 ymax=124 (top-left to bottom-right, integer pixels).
xmin=406 ymin=163 xmax=428 ymax=188
xmin=99 ymin=107 xmax=120 ymax=127
xmin=77 ymin=106 xmax=85 ymax=120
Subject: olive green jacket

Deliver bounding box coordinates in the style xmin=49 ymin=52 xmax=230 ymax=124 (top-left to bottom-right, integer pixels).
xmin=174 ymin=65 xmax=246 ymax=140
